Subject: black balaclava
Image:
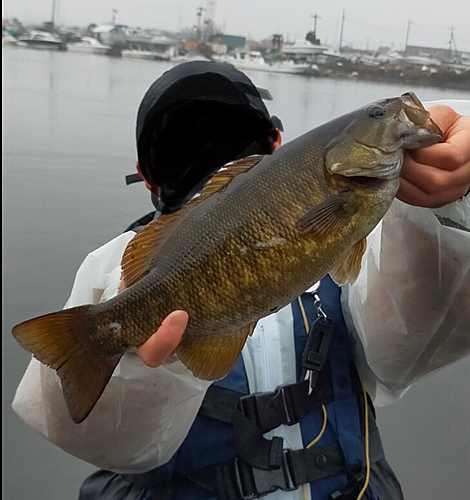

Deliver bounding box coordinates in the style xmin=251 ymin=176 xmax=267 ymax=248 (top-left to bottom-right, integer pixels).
xmin=134 ymin=61 xmax=283 ymax=214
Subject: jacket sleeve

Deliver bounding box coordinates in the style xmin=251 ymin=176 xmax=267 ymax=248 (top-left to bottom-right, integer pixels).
xmin=12 ymin=232 xmax=211 ymax=474
xmin=345 ymin=197 xmax=470 ymax=406
xmin=343 ymin=100 xmax=470 ymax=406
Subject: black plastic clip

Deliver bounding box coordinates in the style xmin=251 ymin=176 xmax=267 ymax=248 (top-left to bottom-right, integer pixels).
xmin=301 ymin=316 xmax=334 ymax=394
xmin=330 ymin=470 xmax=365 ymax=499
xmin=234 ymin=451 xmax=297 ymax=499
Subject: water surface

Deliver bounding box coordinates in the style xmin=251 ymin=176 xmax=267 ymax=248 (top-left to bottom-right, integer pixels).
xmin=3 ymin=47 xmax=469 ymax=500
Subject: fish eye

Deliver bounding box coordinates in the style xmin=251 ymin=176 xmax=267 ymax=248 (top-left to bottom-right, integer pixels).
xmin=367 ymin=105 xmax=385 ymax=118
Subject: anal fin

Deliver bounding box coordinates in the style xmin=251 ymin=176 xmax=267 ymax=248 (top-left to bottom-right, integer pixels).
xmin=176 ymin=323 xmax=257 ymax=381
xmin=330 ymin=238 xmax=367 ymax=286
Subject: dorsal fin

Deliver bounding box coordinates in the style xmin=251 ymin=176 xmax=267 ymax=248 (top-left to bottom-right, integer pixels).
xmin=121 ymin=212 xmax=182 ymax=288
xmin=121 ymin=155 xmax=265 ymax=288
xmin=193 ymin=155 xmax=265 ymax=203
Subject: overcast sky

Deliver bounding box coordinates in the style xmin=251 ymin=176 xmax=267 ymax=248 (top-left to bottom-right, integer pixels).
xmin=4 ymin=0 xmax=470 ymax=52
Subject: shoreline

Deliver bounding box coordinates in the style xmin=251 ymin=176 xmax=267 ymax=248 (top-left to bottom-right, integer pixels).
xmin=303 ymin=61 xmax=470 ymax=91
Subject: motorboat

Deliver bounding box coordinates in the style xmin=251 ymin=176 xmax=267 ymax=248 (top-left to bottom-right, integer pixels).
xmin=17 ymin=30 xmax=64 ymax=50
xmin=402 ymin=55 xmax=442 ymax=67
xmin=282 ymin=39 xmax=329 ymax=56
xmin=122 ymin=49 xmax=171 ymax=60
xmin=214 ymin=51 xmax=309 ymax=74
xmin=67 ymin=37 xmax=110 ymax=55
xmin=169 ymin=52 xmax=211 ymax=64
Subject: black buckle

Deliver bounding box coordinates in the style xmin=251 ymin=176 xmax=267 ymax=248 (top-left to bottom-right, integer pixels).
xmin=330 ymin=471 xmax=365 ymax=499
xmin=239 ymin=385 xmax=297 ymax=428
xmin=301 ymin=316 xmax=333 ymax=384
xmin=234 ymin=451 xmax=297 ymax=499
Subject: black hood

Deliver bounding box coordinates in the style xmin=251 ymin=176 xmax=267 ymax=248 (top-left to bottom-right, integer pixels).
xmin=135 ymin=61 xmax=282 ymax=213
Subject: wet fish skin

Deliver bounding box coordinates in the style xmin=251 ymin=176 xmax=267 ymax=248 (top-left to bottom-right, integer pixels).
xmin=12 ymin=92 xmax=443 ymax=423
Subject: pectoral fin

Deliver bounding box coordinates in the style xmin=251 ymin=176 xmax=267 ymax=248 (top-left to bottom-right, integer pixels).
xmin=329 ymin=238 xmax=367 ymax=286
xmin=298 ymin=194 xmax=354 ymax=237
xmin=176 ymin=323 xmax=257 ymax=381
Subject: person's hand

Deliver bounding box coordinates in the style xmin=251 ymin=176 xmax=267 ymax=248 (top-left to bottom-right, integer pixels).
xmin=397 ymin=105 xmax=470 ymax=208
xmin=119 ymin=279 xmax=188 ymax=367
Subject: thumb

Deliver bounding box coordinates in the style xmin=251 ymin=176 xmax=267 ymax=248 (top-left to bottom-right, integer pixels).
xmin=138 ymin=310 xmax=188 ymax=367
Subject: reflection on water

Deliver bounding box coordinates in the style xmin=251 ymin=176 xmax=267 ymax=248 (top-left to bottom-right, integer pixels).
xmin=3 ymin=47 xmax=469 ymax=500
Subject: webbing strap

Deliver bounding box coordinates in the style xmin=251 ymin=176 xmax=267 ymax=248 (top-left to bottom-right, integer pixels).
xmin=200 ymin=371 xmax=333 ymax=429
xmin=181 ymin=429 xmax=384 ymax=500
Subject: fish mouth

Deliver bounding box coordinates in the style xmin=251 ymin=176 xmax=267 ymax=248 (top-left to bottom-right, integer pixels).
xmin=398 ymin=92 xmax=443 ymax=148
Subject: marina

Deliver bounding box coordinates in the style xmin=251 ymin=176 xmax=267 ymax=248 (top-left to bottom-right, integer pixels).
xmin=3 ymin=8 xmax=470 ymax=90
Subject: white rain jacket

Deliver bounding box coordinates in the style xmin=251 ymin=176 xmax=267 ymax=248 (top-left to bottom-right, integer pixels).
xmin=12 ymin=100 xmax=470 ymax=477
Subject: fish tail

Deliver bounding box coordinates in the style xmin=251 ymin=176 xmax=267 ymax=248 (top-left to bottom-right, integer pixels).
xmin=12 ymin=306 xmax=122 ymax=424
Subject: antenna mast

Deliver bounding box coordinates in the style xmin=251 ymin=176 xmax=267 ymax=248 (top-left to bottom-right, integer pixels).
xmin=338 ymin=10 xmax=345 ymax=53
xmin=404 ymin=19 xmax=411 ymax=52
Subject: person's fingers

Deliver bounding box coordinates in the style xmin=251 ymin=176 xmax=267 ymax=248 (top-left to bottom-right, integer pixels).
xmin=138 ymin=310 xmax=188 ymax=368
xmin=397 ymin=177 xmax=470 ymax=209
xmin=409 ymin=111 xmax=470 ymax=169
xmin=401 ymin=153 xmax=470 ymax=195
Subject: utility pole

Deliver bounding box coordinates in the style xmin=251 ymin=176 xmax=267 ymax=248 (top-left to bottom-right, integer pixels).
xmin=51 ymin=0 xmax=57 ymax=30
xmin=448 ymin=26 xmax=455 ymax=54
xmin=404 ymin=19 xmax=411 ymax=53
xmin=112 ymin=9 xmax=118 ymax=26
xmin=338 ymin=10 xmax=345 ymax=53
xmin=196 ymin=7 xmax=204 ymax=42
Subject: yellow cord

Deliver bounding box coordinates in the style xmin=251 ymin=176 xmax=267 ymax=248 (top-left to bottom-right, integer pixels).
xmin=356 ymin=385 xmax=370 ymax=500
xmin=298 ymin=297 xmax=328 ymax=500
xmin=306 ymin=405 xmax=328 ymax=448
xmin=297 ymin=296 xmax=310 ymax=333
xmin=297 ymin=297 xmax=371 ymax=500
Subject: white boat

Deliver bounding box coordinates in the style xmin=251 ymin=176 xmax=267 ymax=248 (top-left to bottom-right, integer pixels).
xmin=122 ymin=49 xmax=167 ymax=60
xmin=17 ymin=30 xmax=63 ymax=50
xmin=214 ymin=51 xmax=309 ymax=74
xmin=67 ymin=37 xmax=110 ymax=55
xmin=169 ymin=52 xmax=211 ymax=64
xmin=402 ymin=55 xmax=442 ymax=67
xmin=282 ymin=39 xmax=329 ymax=56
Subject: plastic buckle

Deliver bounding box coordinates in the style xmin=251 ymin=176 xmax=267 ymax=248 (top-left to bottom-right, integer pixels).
xmin=279 ymin=386 xmax=296 ymax=426
xmin=330 ymin=471 xmax=365 ymax=499
xmin=301 ymin=316 xmax=333 ymax=394
xmin=239 ymin=386 xmax=297 ymax=428
xmin=234 ymin=452 xmax=297 ymax=499
xmin=239 ymin=393 xmax=259 ymax=424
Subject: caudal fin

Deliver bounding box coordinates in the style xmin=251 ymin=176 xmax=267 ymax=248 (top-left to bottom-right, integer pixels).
xmin=12 ymin=306 xmax=122 ymax=423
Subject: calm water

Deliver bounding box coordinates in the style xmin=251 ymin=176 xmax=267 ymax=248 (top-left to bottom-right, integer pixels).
xmin=3 ymin=47 xmax=469 ymax=500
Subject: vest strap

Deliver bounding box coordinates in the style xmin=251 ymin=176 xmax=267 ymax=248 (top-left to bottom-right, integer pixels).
xmin=200 ymin=371 xmax=333 ymax=429
xmin=182 ymin=429 xmax=384 ymax=500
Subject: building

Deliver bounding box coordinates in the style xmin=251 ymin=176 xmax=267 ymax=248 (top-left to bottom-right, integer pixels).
xmin=209 ymin=34 xmax=246 ymax=53
xmin=405 ymin=44 xmax=470 ymax=62
xmin=92 ymin=24 xmax=127 ymax=47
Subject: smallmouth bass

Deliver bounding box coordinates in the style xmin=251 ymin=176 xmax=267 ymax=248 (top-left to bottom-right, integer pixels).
xmin=12 ymin=92 xmax=443 ymax=423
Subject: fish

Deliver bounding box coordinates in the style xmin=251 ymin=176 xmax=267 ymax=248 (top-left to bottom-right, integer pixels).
xmin=12 ymin=92 xmax=443 ymax=423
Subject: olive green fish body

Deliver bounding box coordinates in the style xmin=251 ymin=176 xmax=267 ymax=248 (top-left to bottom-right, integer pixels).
xmin=98 ymin=136 xmax=395 ymax=350
xmin=12 ymin=92 xmax=443 ymax=423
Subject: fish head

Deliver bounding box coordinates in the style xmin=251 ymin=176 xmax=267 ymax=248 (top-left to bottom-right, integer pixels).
xmin=325 ymin=92 xmax=443 ymax=180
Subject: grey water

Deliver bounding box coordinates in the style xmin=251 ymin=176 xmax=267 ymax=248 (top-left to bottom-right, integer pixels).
xmin=2 ymin=47 xmax=469 ymax=500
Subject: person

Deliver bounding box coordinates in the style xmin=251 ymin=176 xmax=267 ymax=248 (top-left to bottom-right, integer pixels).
xmin=12 ymin=61 xmax=470 ymax=500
